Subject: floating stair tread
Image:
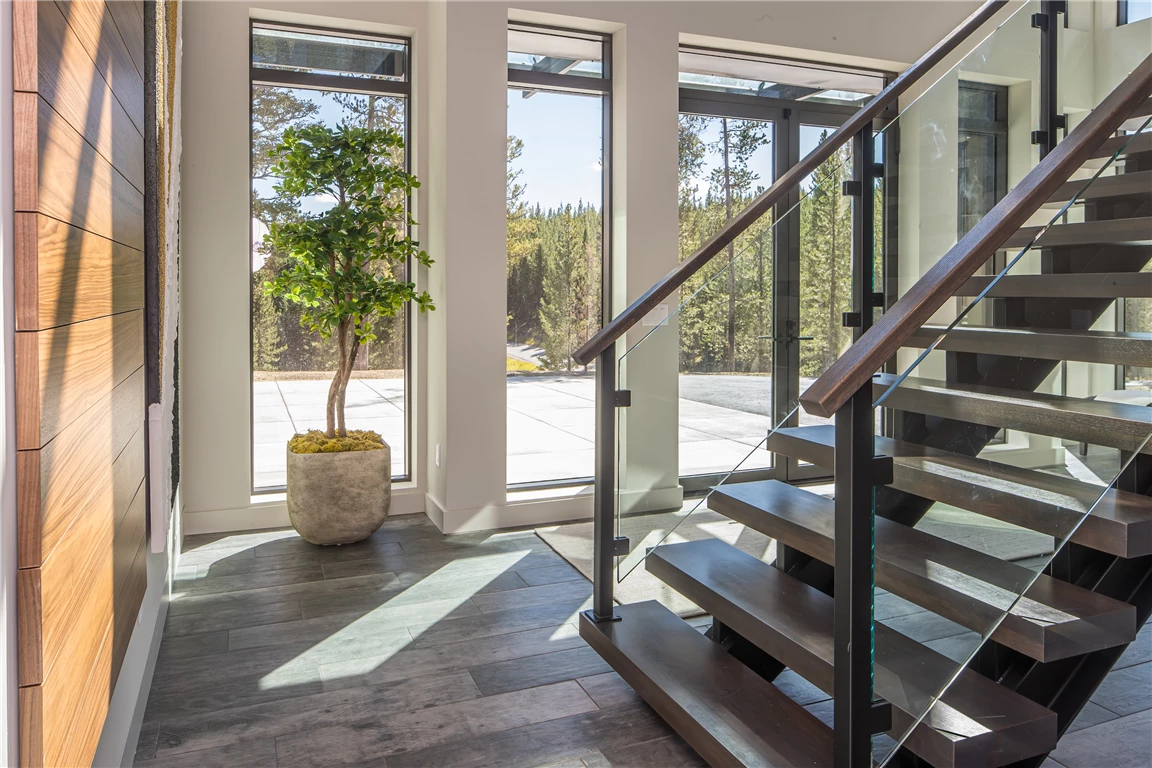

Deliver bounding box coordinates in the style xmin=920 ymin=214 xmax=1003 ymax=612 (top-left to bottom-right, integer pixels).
xmin=709 ymin=480 xmax=1135 ymax=662
xmin=1004 ymin=218 xmax=1152 ymax=250
xmin=956 ymin=272 xmax=1152 ymax=299
xmin=873 ymin=373 xmax=1152 ymax=454
xmin=1045 ymin=170 xmax=1152 ymax=205
xmin=649 ymin=539 xmax=1057 ymax=768
xmin=768 ymin=424 xmax=1152 ymax=558
xmin=904 ymin=326 xmax=1152 ymax=367
xmin=1090 ymin=131 xmax=1152 ymax=161
xmin=579 ymin=600 xmax=832 ymax=768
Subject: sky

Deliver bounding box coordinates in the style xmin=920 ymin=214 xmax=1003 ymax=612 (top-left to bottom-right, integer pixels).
xmin=507 ymin=89 xmax=604 ymax=211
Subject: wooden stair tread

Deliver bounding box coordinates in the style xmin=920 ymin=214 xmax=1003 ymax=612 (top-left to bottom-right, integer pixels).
xmin=649 ymin=539 xmax=1057 ymax=768
xmin=905 ymin=326 xmax=1152 ymax=367
xmin=1090 ymin=131 xmax=1152 ymax=161
xmin=874 ymin=373 xmax=1152 ymax=454
xmin=1004 ymin=218 xmax=1152 ymax=250
xmin=957 ymin=272 xmax=1152 ymax=299
xmin=769 ymin=424 xmax=1152 ymax=558
xmin=579 ymin=600 xmax=833 ymax=768
xmin=709 ymin=480 xmax=1136 ymax=661
xmin=1045 ymin=170 xmax=1152 ymax=205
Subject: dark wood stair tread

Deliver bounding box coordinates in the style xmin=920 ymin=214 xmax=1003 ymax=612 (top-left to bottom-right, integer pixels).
xmin=904 ymin=326 xmax=1152 ymax=367
xmin=709 ymin=480 xmax=1136 ymax=661
xmin=769 ymin=424 xmax=1152 ymax=558
xmin=873 ymin=373 xmax=1152 ymax=454
xmin=648 ymin=539 xmax=1057 ymax=768
xmin=1090 ymin=131 xmax=1152 ymax=161
xmin=1004 ymin=218 xmax=1152 ymax=250
xmin=1045 ymin=170 xmax=1152 ymax=205
xmin=579 ymin=600 xmax=832 ymax=768
xmin=956 ymin=272 xmax=1152 ymax=299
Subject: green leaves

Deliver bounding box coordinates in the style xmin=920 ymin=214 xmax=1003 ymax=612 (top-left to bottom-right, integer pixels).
xmin=263 ymin=123 xmax=435 ymax=344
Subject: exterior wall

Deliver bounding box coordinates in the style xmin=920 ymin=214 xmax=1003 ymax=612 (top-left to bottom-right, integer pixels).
xmin=180 ymin=0 xmax=985 ymax=534
xmin=11 ymin=2 xmax=151 ymax=764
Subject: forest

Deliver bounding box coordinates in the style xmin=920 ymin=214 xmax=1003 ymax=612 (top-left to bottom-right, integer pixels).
xmin=252 ymin=84 xmax=867 ymax=381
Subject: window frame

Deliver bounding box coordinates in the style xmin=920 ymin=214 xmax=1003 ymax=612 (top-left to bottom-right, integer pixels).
xmin=248 ymin=20 xmax=415 ymax=492
xmin=956 ymin=80 xmax=1009 ymax=241
xmin=504 ymin=22 xmax=613 ymax=491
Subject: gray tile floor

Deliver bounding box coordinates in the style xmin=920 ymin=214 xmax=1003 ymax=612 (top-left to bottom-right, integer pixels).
xmin=137 ymin=515 xmax=1150 ymax=767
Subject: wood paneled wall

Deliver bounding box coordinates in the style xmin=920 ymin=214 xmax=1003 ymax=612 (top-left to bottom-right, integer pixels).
xmin=12 ymin=2 xmax=148 ymax=765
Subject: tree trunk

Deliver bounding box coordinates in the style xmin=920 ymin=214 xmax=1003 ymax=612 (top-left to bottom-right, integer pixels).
xmin=326 ymin=318 xmax=360 ymax=439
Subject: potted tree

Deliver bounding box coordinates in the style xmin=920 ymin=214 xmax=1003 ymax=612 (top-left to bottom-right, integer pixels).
xmin=265 ymin=123 xmax=433 ymax=545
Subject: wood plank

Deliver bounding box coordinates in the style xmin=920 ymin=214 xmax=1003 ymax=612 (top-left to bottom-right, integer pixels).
xmin=18 ymin=366 xmax=144 ymax=570
xmin=54 ymin=0 xmax=146 ymax=133
xmin=957 ymin=272 xmax=1152 ymax=299
xmin=13 ymin=93 xmax=144 ymax=250
xmin=112 ymin=532 xmax=147 ymax=684
xmin=904 ymin=326 xmax=1152 ymax=367
xmin=106 ymin=1 xmax=145 ymax=81
xmin=1046 ymin=170 xmax=1151 ymax=205
xmin=874 ymin=373 xmax=1152 ymax=454
xmin=16 ymin=310 xmax=144 ymax=449
xmin=15 ymin=0 xmax=144 ymax=191
xmin=580 ymin=600 xmax=833 ymax=767
xmin=1005 ymin=218 xmax=1152 ymax=250
xmin=16 ymin=213 xmax=144 ymax=331
xmin=18 ymin=686 xmax=43 ymax=768
xmin=799 ymin=54 xmax=1152 ymax=419
xmin=468 ymin=646 xmax=612 ymax=696
xmin=710 ymin=480 xmax=1136 ymax=662
xmin=47 ymin=618 xmax=116 ymax=768
xmin=1090 ymin=131 xmax=1152 ymax=162
xmin=769 ymin=425 xmax=1152 ymax=558
xmin=649 ymin=540 xmax=1057 ymax=767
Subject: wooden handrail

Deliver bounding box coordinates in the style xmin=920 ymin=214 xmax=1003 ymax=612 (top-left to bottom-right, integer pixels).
xmin=799 ymin=52 xmax=1152 ymax=419
xmin=572 ymin=0 xmax=1009 ymax=367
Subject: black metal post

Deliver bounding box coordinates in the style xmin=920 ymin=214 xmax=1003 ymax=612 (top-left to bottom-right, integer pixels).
xmin=590 ymin=345 xmax=618 ymax=622
xmin=1034 ymin=1 xmax=1065 ymax=159
xmin=833 ymin=126 xmax=880 ymax=768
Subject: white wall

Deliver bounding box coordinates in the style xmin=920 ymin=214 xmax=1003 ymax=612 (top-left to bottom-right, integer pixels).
xmin=180 ymin=0 xmax=984 ymax=535
xmin=0 ymin=1 xmax=19 ymax=763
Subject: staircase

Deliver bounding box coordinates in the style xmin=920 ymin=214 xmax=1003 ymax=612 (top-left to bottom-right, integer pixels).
xmin=575 ymin=12 xmax=1152 ymax=767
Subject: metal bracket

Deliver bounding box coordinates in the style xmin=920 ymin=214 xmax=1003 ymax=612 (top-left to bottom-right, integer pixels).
xmin=1031 ymin=129 xmax=1049 ymax=146
xmin=841 ymin=180 xmax=863 ymax=197
xmin=869 ymin=162 xmax=884 ymax=179
xmin=1054 ymin=113 xmax=1068 ymax=131
xmin=580 ymin=608 xmax=621 ymax=624
xmin=1031 ymin=12 xmax=1048 ymax=29
xmin=870 ymin=700 xmax=893 ymax=734
xmin=612 ymin=536 xmax=630 ymax=557
xmin=870 ymin=455 xmax=894 ymax=486
xmin=614 ymin=390 xmax=632 ymax=408
xmin=868 ymin=291 xmax=884 ymax=309
xmin=842 ymin=311 xmax=862 ymax=328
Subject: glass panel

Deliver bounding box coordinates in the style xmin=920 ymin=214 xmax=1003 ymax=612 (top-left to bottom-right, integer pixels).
xmin=677 ymin=114 xmax=776 ymax=477
xmin=615 ymin=143 xmax=852 ymax=581
xmin=508 ymin=28 xmax=604 ymax=79
xmin=505 ymin=87 xmax=604 ymax=486
xmin=798 ymin=125 xmax=854 ymax=426
xmin=252 ymin=25 xmax=407 ymax=82
xmin=250 ymin=83 xmax=409 ymax=490
xmin=872 ymin=119 xmax=1152 ymax=766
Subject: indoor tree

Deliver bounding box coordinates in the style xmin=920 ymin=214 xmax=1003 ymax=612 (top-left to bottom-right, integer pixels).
xmin=265 ymin=123 xmax=433 ymax=440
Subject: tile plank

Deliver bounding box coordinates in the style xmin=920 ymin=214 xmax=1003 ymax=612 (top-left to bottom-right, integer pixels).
xmin=470 ymin=646 xmax=612 ymax=696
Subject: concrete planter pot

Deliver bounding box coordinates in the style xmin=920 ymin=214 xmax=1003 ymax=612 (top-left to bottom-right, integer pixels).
xmin=286 ymin=443 xmax=391 ymax=545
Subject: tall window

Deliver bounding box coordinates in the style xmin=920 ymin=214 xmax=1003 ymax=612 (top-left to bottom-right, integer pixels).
xmin=957 ymin=81 xmax=1008 ymax=238
xmin=505 ymin=25 xmax=610 ymax=487
xmin=1119 ymin=0 xmax=1152 ymax=24
xmin=250 ymin=23 xmax=411 ymax=491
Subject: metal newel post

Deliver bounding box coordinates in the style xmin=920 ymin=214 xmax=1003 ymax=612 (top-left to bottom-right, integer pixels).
xmin=833 ymin=126 xmax=879 ymax=768
xmin=591 ymin=345 xmax=617 ymax=621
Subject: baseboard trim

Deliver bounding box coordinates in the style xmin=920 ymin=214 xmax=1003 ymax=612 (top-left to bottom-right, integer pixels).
xmin=184 ymin=488 xmax=427 ymax=535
